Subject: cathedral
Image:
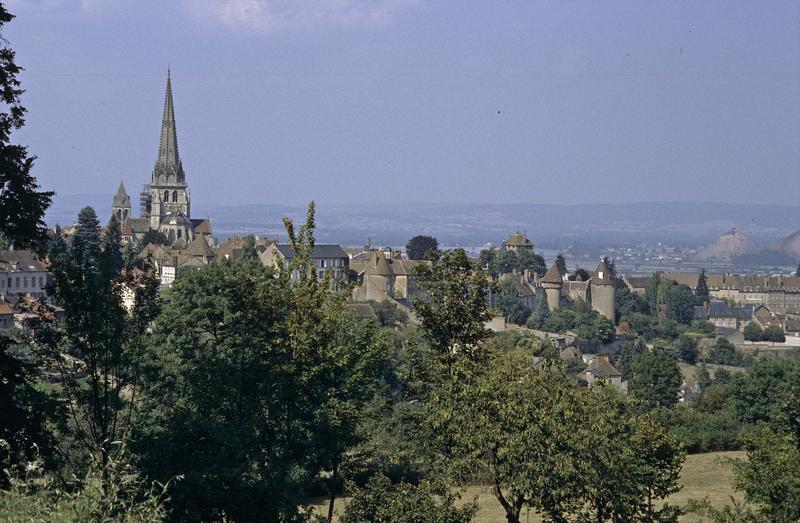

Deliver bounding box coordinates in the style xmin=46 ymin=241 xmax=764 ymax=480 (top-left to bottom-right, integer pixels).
xmin=112 ymin=71 xmax=211 ymax=245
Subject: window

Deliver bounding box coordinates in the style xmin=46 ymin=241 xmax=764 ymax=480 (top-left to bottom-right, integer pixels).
xmin=320 ymin=259 xmax=326 ymax=268
xmin=163 ymin=190 xmax=169 ymax=202
xmin=318 ymin=270 xmax=325 ymax=280
xmin=15 ymin=277 xmax=19 ymax=288
xmin=172 ymin=190 xmax=178 ymax=203
xmin=39 ymin=277 xmax=44 ymax=288
xmin=177 ymin=229 xmax=182 ymax=239
xmin=23 ymin=277 xmax=28 ymax=288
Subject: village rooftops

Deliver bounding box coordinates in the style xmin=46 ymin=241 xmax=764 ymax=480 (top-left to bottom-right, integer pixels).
xmin=273 ymin=244 xmax=348 ymax=260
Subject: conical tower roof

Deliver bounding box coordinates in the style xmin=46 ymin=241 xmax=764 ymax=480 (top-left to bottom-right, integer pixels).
xmin=541 ymin=261 xmax=564 ymax=285
xmin=153 ymin=69 xmax=185 ymax=184
xmin=592 ymin=259 xmax=615 ymax=286
xmin=112 ymin=181 xmax=130 ymax=207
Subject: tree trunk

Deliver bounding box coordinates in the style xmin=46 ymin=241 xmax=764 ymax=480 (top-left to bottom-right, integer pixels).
xmin=326 ymin=462 xmax=338 ymax=523
xmin=493 ymin=483 xmax=521 ymax=523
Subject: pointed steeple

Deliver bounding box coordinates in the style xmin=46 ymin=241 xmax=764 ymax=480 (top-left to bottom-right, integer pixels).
xmin=153 ymin=69 xmax=185 ymax=184
xmin=112 ymin=181 xmax=131 ymax=207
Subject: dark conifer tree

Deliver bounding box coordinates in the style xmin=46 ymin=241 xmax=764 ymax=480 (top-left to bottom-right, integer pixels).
xmin=0 ymin=5 xmax=52 ymax=248
xmin=555 ymin=254 xmax=567 ymax=274
xmin=696 ymin=269 xmax=710 ymax=303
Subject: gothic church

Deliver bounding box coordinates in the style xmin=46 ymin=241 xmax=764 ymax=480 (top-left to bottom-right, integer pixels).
xmin=112 ymin=71 xmax=211 ymax=245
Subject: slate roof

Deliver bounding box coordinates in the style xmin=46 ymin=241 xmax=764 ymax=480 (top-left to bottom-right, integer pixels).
xmin=274 ymin=244 xmax=348 ymax=260
xmin=191 ymin=218 xmax=212 ymax=235
xmin=541 ymin=261 xmax=564 ymax=284
xmin=695 ymin=300 xmax=757 ymax=321
xmin=123 ymin=218 xmax=151 ymax=235
xmin=0 ymin=250 xmax=47 ymax=272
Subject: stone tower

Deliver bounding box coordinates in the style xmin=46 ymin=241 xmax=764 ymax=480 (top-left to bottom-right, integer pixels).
xmin=148 ymin=70 xmax=193 ymax=243
xmin=111 ymin=181 xmax=131 ymax=223
xmin=590 ymin=259 xmax=616 ymax=323
xmin=540 ymin=261 xmax=564 ymax=311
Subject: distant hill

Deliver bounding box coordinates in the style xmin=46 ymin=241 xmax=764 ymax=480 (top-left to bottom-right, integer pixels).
xmin=46 ymin=196 xmax=800 ymax=248
xmin=694 ymin=229 xmax=758 ymax=262
xmin=775 ymin=230 xmax=800 ymax=257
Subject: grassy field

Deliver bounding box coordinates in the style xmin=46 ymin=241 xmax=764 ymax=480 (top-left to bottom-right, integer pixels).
xmin=315 ymin=451 xmax=745 ymax=522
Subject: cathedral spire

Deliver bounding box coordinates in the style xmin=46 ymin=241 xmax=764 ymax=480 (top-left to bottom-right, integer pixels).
xmin=153 ymin=69 xmax=185 ymax=184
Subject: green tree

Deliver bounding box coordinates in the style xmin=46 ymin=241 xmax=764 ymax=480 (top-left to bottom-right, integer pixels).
xmin=733 ymin=427 xmax=800 ymax=521
xmin=0 ymin=334 xmax=59 ymax=487
xmin=35 ymin=207 xmax=158 ymax=477
xmin=555 ymin=253 xmax=567 ymax=274
xmin=339 ymin=475 xmax=477 ymax=523
xmin=629 ymin=349 xmax=682 ymax=408
xmin=526 ymin=298 xmax=549 ymax=330
xmin=495 ymin=278 xmax=530 ymax=326
xmin=515 ymin=249 xmax=546 ymax=277
xmin=413 ymin=248 xmax=492 ymax=370
xmin=617 ymin=337 xmax=646 ymax=381
xmin=240 ymin=234 xmax=257 ymax=259
xmin=728 ymin=358 xmax=800 ymax=425
xmin=0 ymin=5 xmax=52 ymax=249
xmin=763 ymin=324 xmax=785 ymax=345
xmin=707 ymin=337 xmax=738 ymax=366
xmin=478 ymin=248 xmax=497 ymax=272
xmin=695 ymin=269 xmax=710 ymax=303
xmin=581 ymin=388 xmax=684 ymax=522
xmin=676 ymin=335 xmax=699 ymax=364
xmin=615 ymin=284 xmax=650 ymax=321
xmin=697 ymin=363 xmax=712 ymax=391
xmin=645 ymin=272 xmax=662 ymax=316
xmin=446 ymin=349 xmax=591 ymax=523
xmin=137 ymin=229 xmax=169 ymax=250
xmin=658 ymin=279 xmax=697 ymax=324
xmin=743 ymin=321 xmax=764 ymax=343
xmin=406 ymin=235 xmax=439 ymax=261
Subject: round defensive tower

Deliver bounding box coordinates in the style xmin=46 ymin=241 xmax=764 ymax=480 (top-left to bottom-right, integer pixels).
xmin=590 ymin=259 xmax=616 ymax=324
xmin=540 ymin=261 xmax=564 ymax=311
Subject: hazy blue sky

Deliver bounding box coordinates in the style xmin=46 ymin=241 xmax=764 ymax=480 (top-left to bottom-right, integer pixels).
xmin=6 ymin=0 xmax=800 ymax=207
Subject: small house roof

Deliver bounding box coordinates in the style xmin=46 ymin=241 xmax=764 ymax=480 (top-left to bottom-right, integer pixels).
xmin=366 ymin=253 xmax=394 ymax=276
xmin=583 ymin=356 xmax=622 ymax=378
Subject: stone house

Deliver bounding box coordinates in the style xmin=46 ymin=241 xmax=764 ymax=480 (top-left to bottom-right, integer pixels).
xmin=693 ymin=299 xmax=758 ymax=331
xmin=581 ymin=356 xmax=627 ymax=393
xmin=260 ymin=243 xmax=349 ymax=287
xmin=0 ymin=250 xmax=49 ymax=305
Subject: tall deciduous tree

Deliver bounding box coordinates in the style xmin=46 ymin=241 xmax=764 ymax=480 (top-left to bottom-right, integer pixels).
xmin=413 ymin=248 xmax=492 ymax=370
xmin=0 ymin=5 xmax=52 ymax=249
xmin=629 ymin=349 xmax=682 ymax=408
xmin=35 ymin=207 xmax=159 ymax=477
xmin=406 ymin=235 xmax=439 ymax=261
